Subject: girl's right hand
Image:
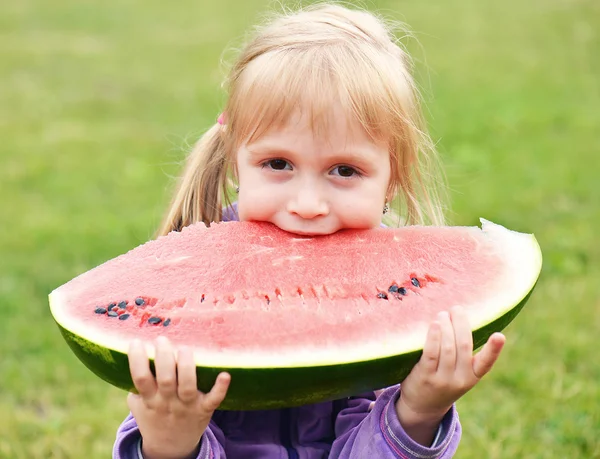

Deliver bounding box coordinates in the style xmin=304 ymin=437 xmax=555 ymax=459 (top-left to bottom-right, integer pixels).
xmin=127 ymin=336 xmax=231 ymax=459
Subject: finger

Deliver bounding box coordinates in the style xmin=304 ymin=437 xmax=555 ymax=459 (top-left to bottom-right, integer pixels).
xmin=473 ymin=333 xmax=506 ymax=379
xmin=154 ymin=337 xmax=178 ymax=397
xmin=176 ymin=346 xmax=199 ymax=403
xmin=438 ymin=311 xmax=457 ymax=374
xmin=201 ymin=373 xmax=231 ymax=412
xmin=450 ymin=306 xmax=474 ymax=372
xmin=420 ymin=320 xmax=442 ymax=373
xmin=128 ymin=339 xmax=157 ymax=398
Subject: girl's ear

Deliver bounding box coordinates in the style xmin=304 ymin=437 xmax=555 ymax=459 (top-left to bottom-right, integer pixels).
xmin=231 ymin=154 xmax=239 ymax=182
xmin=228 ymin=149 xmax=240 ymax=191
xmin=386 ymin=180 xmax=398 ymax=202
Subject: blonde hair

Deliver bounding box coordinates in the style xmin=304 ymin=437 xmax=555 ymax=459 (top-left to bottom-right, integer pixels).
xmin=158 ymin=2 xmax=447 ymax=236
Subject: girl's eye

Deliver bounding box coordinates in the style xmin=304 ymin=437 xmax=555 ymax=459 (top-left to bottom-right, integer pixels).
xmin=331 ymin=165 xmax=360 ymax=178
xmin=263 ymin=159 xmax=292 ymax=171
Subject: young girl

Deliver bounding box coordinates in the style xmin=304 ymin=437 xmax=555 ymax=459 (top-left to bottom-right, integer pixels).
xmin=113 ymin=3 xmax=506 ymax=458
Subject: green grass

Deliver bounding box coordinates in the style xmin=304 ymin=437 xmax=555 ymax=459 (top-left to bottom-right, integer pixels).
xmin=1 ymin=0 xmax=599 ymax=457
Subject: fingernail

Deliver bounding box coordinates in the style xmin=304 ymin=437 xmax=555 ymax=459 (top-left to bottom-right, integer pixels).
xmin=156 ymin=336 xmax=169 ymax=345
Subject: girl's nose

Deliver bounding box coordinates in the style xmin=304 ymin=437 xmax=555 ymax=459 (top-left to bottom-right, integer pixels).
xmin=287 ymin=186 xmax=329 ymax=219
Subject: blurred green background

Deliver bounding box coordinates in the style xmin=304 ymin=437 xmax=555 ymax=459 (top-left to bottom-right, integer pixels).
xmin=1 ymin=0 xmax=599 ymax=457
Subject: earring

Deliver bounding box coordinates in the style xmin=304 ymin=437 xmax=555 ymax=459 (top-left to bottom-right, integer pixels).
xmin=383 ymin=203 xmax=389 ymax=214
xmin=235 ymin=186 xmax=239 ymax=194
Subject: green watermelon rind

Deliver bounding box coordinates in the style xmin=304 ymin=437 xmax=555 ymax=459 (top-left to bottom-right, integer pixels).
xmin=53 ymin=286 xmax=536 ymax=410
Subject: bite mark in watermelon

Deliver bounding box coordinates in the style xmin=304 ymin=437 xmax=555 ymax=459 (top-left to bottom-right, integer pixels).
xmin=49 ymin=219 xmax=542 ymax=410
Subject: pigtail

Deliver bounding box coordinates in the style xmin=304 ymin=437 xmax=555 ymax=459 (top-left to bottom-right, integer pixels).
xmin=392 ymin=102 xmax=448 ymax=228
xmin=157 ymin=124 xmax=232 ymax=237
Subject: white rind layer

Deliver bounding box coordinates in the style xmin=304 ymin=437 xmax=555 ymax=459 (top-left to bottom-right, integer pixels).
xmin=49 ymin=219 xmax=542 ymax=368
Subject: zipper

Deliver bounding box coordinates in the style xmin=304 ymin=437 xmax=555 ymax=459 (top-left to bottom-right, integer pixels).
xmin=280 ymin=408 xmax=299 ymax=459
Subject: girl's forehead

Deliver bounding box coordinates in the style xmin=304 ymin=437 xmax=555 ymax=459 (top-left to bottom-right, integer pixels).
xmin=242 ymin=103 xmax=387 ymax=150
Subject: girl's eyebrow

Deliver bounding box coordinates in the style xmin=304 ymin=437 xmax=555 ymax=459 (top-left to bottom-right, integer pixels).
xmin=246 ymin=144 xmax=381 ymax=165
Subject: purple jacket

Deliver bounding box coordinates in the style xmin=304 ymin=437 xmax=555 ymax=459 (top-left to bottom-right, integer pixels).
xmin=112 ymin=205 xmax=462 ymax=458
xmin=114 ymin=386 xmax=460 ymax=458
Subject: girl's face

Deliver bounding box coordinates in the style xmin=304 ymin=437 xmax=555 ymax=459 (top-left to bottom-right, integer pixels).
xmin=235 ymin=108 xmax=391 ymax=236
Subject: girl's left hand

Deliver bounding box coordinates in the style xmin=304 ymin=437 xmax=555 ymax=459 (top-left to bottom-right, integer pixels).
xmin=396 ymin=306 xmax=506 ymax=444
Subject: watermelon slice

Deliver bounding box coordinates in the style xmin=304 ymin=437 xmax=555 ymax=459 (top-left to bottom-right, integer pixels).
xmin=49 ymin=219 xmax=541 ymax=410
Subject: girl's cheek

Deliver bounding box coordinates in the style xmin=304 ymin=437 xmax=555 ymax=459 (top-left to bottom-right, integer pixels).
xmin=238 ymin=189 xmax=282 ymax=220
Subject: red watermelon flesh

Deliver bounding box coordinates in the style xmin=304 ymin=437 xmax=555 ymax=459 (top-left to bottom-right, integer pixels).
xmin=50 ymin=219 xmax=541 ymax=370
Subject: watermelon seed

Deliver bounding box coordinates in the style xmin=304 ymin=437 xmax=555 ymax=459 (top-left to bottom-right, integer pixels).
xmin=388 ymin=284 xmax=399 ymax=293
xmin=201 ymin=294 xmax=205 ymax=303
xmin=94 ymin=307 xmax=107 ymax=314
xmin=107 ymin=304 xmax=116 ymax=311
xmin=411 ymin=277 xmax=420 ymax=288
xmin=265 ymin=295 xmax=271 ymax=305
xmin=119 ymin=313 xmax=130 ymax=321
xmin=135 ymin=298 xmax=145 ymax=306
xmin=163 ymin=318 xmax=171 ymax=327
xmin=148 ymin=317 xmax=162 ymax=325
xmin=107 ymin=311 xmax=119 ymax=317
xmin=398 ymin=287 xmax=407 ymax=295
xmin=118 ymin=301 xmax=127 ymax=309
xmin=377 ymin=292 xmax=388 ymax=300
